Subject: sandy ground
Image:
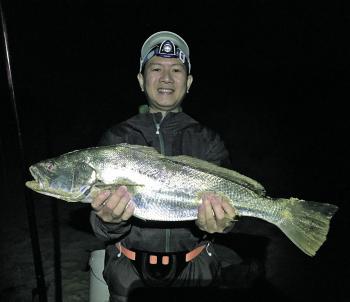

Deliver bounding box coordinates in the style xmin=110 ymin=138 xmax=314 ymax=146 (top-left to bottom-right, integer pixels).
xmin=0 ymin=189 xmax=102 ymax=302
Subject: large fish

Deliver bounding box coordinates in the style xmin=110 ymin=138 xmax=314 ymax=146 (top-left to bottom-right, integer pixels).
xmin=25 ymin=143 xmax=338 ymax=256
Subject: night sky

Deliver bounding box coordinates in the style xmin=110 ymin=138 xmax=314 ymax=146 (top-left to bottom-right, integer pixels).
xmin=1 ymin=0 xmax=349 ymax=301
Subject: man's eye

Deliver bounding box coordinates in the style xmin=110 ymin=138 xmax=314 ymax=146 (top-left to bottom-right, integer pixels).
xmin=152 ymin=68 xmax=161 ymax=71
xmin=173 ymin=68 xmax=184 ymax=73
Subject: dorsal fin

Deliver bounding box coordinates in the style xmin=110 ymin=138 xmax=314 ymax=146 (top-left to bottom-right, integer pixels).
xmin=117 ymin=143 xmax=266 ymax=195
xmin=168 ymin=155 xmax=266 ymax=195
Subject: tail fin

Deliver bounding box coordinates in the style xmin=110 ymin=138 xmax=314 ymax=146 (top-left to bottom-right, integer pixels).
xmin=275 ymin=198 xmax=338 ymax=256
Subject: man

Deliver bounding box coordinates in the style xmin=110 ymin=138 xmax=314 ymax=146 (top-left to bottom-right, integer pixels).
xmin=90 ymin=31 xmax=257 ymax=302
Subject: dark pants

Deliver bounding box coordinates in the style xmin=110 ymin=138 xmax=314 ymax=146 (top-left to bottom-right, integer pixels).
xmin=103 ymin=242 xmax=252 ymax=302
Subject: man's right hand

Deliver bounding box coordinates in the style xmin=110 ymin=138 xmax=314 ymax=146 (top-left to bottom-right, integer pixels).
xmin=91 ymin=185 xmax=135 ymax=223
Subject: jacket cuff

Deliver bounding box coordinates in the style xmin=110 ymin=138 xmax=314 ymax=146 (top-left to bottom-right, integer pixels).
xmin=90 ymin=211 xmax=131 ymax=240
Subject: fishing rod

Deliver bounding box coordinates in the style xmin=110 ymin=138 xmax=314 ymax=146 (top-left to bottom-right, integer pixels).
xmin=0 ymin=1 xmax=48 ymax=301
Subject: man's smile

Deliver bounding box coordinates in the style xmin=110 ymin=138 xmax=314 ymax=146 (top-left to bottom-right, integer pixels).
xmin=158 ymin=88 xmax=174 ymax=94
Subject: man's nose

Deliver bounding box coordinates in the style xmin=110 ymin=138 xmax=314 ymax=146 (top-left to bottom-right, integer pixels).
xmin=160 ymin=70 xmax=173 ymax=83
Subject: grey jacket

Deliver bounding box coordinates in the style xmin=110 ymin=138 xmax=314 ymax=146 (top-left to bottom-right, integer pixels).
xmin=90 ymin=109 xmax=231 ymax=253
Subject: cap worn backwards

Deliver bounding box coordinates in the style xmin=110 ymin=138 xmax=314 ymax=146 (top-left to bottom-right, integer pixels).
xmin=139 ymin=31 xmax=191 ymax=74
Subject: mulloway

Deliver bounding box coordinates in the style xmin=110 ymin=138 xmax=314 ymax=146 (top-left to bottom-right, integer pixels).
xmin=25 ymin=143 xmax=338 ymax=257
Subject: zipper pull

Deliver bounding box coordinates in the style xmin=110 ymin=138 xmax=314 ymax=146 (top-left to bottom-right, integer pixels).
xmin=155 ymin=123 xmax=160 ymax=135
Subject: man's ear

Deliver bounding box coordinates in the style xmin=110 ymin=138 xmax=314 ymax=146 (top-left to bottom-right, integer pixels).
xmin=187 ymin=74 xmax=193 ymax=93
xmin=137 ymin=73 xmax=144 ymax=92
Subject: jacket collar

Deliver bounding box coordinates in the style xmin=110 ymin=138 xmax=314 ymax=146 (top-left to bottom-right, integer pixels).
xmin=128 ymin=105 xmax=197 ymax=131
xmin=138 ymin=104 xmax=183 ymax=114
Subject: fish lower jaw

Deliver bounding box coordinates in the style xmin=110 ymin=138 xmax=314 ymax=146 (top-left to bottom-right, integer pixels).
xmin=25 ymin=180 xmax=40 ymax=190
xmin=25 ymin=181 xmax=79 ymax=202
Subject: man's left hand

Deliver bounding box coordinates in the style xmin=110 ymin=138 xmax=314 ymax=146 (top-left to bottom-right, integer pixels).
xmin=196 ymin=192 xmax=237 ymax=233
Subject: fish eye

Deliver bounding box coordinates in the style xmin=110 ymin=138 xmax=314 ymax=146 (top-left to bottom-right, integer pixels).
xmin=47 ymin=163 xmax=54 ymax=171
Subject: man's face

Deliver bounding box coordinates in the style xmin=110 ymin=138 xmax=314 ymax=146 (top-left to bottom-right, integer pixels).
xmin=137 ymin=56 xmax=193 ymax=112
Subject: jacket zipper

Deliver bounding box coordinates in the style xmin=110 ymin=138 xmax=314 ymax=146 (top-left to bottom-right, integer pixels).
xmin=153 ymin=115 xmax=165 ymax=155
xmin=152 ymin=114 xmax=170 ymax=252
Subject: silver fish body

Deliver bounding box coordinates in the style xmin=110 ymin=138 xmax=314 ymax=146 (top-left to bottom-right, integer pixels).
xmin=26 ymin=143 xmax=338 ymax=256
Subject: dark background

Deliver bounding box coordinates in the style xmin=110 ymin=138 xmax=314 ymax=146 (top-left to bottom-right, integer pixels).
xmin=1 ymin=0 xmax=349 ymax=301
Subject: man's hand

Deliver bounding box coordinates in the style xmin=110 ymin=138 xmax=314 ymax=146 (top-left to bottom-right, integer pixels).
xmin=196 ymin=192 xmax=236 ymax=233
xmin=91 ymin=185 xmax=135 ymax=223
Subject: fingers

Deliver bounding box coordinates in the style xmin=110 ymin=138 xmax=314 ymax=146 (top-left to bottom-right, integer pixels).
xmin=204 ymin=198 xmax=218 ymax=231
xmin=196 ymin=199 xmax=216 ymax=233
xmin=196 ymin=193 xmax=236 ymax=233
xmin=211 ymin=196 xmax=226 ymax=220
xmin=120 ymin=200 xmax=135 ymax=221
xmin=221 ymin=198 xmax=236 ymax=218
xmin=91 ymin=190 xmax=110 ymax=211
xmin=92 ymin=186 xmax=135 ymax=223
xmin=108 ymin=186 xmax=134 ymax=221
xmin=106 ymin=186 xmax=128 ymax=212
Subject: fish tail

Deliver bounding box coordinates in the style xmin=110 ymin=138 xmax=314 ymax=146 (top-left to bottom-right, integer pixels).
xmin=274 ymin=197 xmax=338 ymax=256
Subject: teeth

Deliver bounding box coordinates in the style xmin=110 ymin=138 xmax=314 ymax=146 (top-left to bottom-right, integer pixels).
xmin=158 ymin=89 xmax=173 ymax=93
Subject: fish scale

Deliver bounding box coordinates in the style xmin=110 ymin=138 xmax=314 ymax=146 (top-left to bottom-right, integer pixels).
xmin=25 ymin=143 xmax=338 ymax=257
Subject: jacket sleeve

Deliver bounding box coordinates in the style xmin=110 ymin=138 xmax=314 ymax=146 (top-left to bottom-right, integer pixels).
xmin=203 ymin=129 xmax=232 ymax=169
xmin=98 ymin=127 xmax=126 ymax=146
xmin=90 ymin=211 xmax=131 ymax=242
xmin=89 ymin=126 xmax=132 ymax=242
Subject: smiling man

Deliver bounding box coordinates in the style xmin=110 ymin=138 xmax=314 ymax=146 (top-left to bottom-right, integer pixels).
xmin=137 ymin=32 xmax=193 ymax=113
xmin=89 ymin=31 xmax=262 ymax=302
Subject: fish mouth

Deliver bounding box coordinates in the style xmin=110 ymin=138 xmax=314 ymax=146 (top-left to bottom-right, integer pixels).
xmin=28 ymin=165 xmax=44 ymax=189
xmin=26 ymin=165 xmax=53 ymax=194
xmin=25 ymin=169 xmax=67 ymax=200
